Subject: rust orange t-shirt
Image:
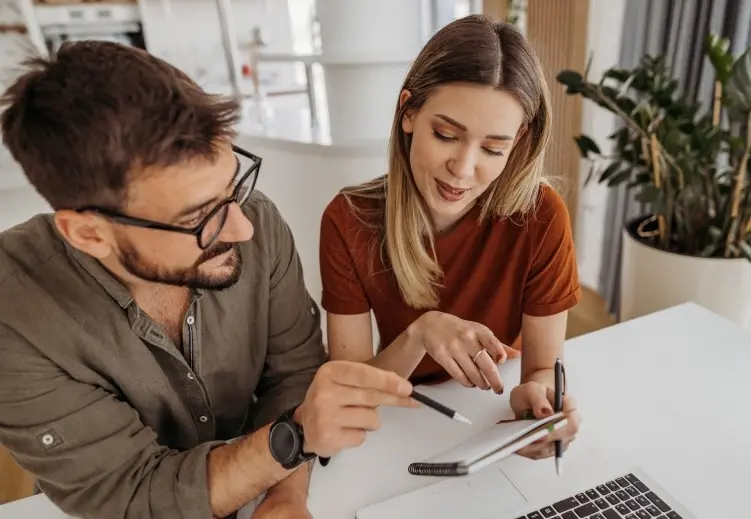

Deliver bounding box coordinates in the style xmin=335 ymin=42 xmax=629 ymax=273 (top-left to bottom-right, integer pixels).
xmin=319 ymin=183 xmax=581 ymax=385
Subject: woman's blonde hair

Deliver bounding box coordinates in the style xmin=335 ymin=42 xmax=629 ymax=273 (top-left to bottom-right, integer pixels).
xmin=341 ymin=14 xmax=552 ymax=309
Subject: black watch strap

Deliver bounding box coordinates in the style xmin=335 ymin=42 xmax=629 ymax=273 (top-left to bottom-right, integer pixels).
xmin=269 ymin=405 xmax=316 ymax=470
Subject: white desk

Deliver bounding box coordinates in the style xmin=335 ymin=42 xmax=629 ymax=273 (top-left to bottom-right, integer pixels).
xmin=2 ymin=303 xmax=750 ymax=518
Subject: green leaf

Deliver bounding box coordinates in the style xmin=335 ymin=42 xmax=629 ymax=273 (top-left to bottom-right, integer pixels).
xmin=607 ymin=169 xmax=631 ymax=186
xmin=700 ymin=243 xmax=719 ymax=257
xmin=574 ymin=135 xmax=601 ymax=158
xmin=597 ymin=161 xmax=621 ymax=183
xmin=725 ymin=46 xmax=751 ymax=118
xmin=634 ymin=185 xmax=661 ymax=204
xmin=704 ymin=33 xmax=733 ymax=84
xmin=584 ymin=163 xmax=597 ymax=185
xmin=740 ymin=241 xmax=751 ymax=261
xmin=556 ymin=70 xmax=584 ymax=88
xmin=709 ymin=225 xmax=724 ymax=242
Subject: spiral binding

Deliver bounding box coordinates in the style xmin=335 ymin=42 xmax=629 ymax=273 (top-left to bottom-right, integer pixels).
xmin=407 ymin=462 xmax=468 ymax=477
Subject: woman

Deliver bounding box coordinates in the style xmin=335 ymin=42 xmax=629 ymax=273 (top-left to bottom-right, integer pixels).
xmin=319 ymin=15 xmax=581 ymax=459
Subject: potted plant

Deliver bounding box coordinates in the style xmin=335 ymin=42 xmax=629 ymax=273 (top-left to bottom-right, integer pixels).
xmin=556 ymin=34 xmax=751 ymax=328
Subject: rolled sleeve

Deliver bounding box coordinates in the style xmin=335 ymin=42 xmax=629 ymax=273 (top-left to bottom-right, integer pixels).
xmin=522 ymin=187 xmax=582 ymax=317
xmin=250 ymin=200 xmax=327 ymax=429
xmin=0 ymin=325 xmax=222 ymax=519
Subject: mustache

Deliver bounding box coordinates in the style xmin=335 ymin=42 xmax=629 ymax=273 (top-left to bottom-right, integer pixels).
xmin=197 ymin=242 xmax=237 ymax=264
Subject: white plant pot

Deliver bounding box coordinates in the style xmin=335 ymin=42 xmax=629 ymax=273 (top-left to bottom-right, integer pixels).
xmin=620 ymin=216 xmax=751 ymax=330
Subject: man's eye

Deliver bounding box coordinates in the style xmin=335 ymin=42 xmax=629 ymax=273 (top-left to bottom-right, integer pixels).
xmin=182 ymin=213 xmax=206 ymax=227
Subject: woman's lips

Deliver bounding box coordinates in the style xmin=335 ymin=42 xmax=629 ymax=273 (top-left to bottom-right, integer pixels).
xmin=435 ymin=178 xmax=469 ymax=202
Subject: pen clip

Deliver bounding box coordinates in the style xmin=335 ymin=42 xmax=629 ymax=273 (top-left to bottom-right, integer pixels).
xmin=560 ymin=362 xmax=566 ymax=396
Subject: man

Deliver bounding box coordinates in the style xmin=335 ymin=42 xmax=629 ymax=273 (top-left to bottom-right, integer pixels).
xmin=0 ymin=41 xmax=415 ymax=519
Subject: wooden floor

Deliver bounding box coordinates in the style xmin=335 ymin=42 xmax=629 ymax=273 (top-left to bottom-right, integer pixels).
xmin=0 ymin=285 xmax=614 ymax=505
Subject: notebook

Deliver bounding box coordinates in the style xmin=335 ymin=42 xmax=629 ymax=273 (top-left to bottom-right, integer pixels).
xmin=408 ymin=412 xmax=568 ymax=477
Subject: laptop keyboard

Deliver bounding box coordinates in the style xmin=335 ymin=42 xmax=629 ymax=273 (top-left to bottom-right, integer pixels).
xmin=514 ymin=472 xmax=684 ymax=519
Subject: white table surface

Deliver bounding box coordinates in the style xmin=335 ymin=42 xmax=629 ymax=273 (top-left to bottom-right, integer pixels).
xmin=2 ymin=302 xmax=750 ymax=518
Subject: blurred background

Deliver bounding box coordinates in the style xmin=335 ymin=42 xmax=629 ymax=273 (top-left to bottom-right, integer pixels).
xmin=1 ymin=0 xmax=750 ymax=504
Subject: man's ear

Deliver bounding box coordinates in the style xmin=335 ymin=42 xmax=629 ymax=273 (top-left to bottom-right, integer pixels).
xmin=54 ymin=210 xmax=114 ymax=259
xmin=399 ymin=89 xmax=416 ymax=134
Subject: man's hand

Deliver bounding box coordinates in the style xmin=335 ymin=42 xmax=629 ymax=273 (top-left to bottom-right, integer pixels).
xmin=509 ymin=381 xmax=581 ymax=460
xmin=251 ymin=493 xmax=312 ymax=519
xmin=294 ymin=360 xmax=417 ymax=457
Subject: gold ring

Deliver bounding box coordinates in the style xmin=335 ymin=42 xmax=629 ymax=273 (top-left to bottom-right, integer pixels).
xmin=473 ymin=349 xmax=487 ymax=363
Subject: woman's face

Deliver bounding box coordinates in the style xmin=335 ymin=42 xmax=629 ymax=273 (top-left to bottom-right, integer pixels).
xmin=401 ymin=83 xmax=526 ymax=231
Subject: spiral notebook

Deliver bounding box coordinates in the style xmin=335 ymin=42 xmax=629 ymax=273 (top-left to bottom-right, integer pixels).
xmin=408 ymin=412 xmax=567 ymax=477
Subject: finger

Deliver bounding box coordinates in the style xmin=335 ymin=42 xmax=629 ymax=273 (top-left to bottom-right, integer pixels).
xmin=336 ymin=428 xmax=368 ymax=450
xmin=440 ymin=357 xmax=474 ymax=388
xmin=337 ymin=387 xmax=417 ymax=408
xmin=527 ymin=386 xmax=554 ymax=417
xmin=472 ymin=350 xmax=504 ymax=394
xmin=455 ymin=349 xmax=490 ymax=389
xmin=504 ymin=344 xmax=522 ymax=359
xmin=336 ymin=407 xmax=381 ymax=431
xmin=476 ymin=331 xmax=505 ymax=361
xmin=325 ymin=360 xmax=412 ymax=396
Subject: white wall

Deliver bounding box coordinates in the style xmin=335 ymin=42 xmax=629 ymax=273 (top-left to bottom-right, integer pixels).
xmin=574 ymin=0 xmax=627 ymax=290
xmin=241 ymin=137 xmax=387 ymax=314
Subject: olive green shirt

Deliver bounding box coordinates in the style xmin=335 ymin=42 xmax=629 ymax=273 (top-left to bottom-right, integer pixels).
xmin=0 ymin=192 xmax=327 ymax=519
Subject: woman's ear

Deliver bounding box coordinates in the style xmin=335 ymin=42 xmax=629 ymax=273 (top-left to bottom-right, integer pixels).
xmin=400 ymin=89 xmax=416 ymax=134
xmin=399 ymin=89 xmax=412 ymax=108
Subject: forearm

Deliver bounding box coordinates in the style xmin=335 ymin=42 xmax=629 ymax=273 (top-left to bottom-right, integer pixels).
xmin=207 ymin=424 xmax=292 ymax=517
xmin=522 ymin=367 xmax=555 ymax=390
xmin=365 ymin=325 xmax=426 ymax=379
xmin=265 ymin=459 xmax=312 ymax=504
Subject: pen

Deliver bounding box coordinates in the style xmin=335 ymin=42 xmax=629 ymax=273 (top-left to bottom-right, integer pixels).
xmin=411 ymin=389 xmax=472 ymax=424
xmin=319 ymin=390 xmax=470 ymax=468
xmin=554 ymin=357 xmax=564 ymax=476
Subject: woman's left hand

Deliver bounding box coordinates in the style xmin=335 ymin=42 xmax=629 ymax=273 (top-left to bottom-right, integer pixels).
xmin=509 ymin=381 xmax=581 ymax=460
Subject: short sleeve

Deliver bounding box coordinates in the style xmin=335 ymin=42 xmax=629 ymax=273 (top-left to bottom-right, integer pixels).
xmin=523 ymin=186 xmax=582 ymax=316
xmin=319 ymin=195 xmax=371 ymax=315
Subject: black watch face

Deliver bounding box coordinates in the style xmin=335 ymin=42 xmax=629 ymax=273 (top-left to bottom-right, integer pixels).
xmin=270 ymin=422 xmax=299 ymax=464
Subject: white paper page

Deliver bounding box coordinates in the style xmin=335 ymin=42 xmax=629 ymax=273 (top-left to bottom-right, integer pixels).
xmin=423 ymin=412 xmax=564 ymax=465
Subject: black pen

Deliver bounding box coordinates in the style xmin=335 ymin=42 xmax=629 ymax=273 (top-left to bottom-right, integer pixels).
xmin=554 ymin=357 xmax=564 ymax=476
xmin=411 ymin=389 xmax=472 ymax=424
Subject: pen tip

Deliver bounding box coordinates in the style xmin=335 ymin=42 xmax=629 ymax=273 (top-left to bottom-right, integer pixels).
xmin=555 ymin=458 xmax=562 ymax=476
xmin=455 ymin=413 xmax=472 ymax=425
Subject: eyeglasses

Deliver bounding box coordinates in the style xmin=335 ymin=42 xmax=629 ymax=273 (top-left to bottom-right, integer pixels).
xmin=77 ymin=145 xmax=261 ymax=250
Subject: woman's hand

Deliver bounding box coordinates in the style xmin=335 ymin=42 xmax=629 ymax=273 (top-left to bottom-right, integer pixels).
xmin=410 ymin=311 xmax=520 ymax=392
xmin=509 ymin=381 xmax=581 ymax=459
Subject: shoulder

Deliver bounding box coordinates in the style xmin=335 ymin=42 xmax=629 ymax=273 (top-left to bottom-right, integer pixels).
xmin=0 ymin=214 xmax=64 ymax=289
xmin=242 ymin=190 xmax=283 ymax=229
xmin=530 ymin=183 xmax=571 ymax=226
xmin=321 ymin=191 xmax=383 ymax=239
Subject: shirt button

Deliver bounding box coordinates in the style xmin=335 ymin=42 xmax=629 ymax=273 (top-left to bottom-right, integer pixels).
xmin=186 ymin=316 xmax=195 ymax=325
xmin=187 ymin=373 xmax=194 ymax=380
xmin=42 ymin=434 xmax=54 ymax=446
xmin=199 ymin=415 xmax=209 ymax=423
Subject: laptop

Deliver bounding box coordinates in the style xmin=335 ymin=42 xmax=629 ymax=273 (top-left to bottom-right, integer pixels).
xmin=355 ymin=465 xmax=697 ymax=519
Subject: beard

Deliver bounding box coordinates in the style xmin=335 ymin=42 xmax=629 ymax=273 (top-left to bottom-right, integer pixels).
xmin=117 ymin=239 xmax=243 ymax=291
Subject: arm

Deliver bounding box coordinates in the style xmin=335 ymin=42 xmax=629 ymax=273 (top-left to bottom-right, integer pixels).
xmin=327 ymin=312 xmax=427 ymax=379
xmin=520 ymin=187 xmax=581 ymax=388
xmin=320 ymin=199 xmax=427 ymax=379
xmin=519 ymin=311 xmax=568 ymax=389
xmin=0 ymin=325 xmax=296 ymax=519
xmin=250 ymin=199 xmax=327 ymax=429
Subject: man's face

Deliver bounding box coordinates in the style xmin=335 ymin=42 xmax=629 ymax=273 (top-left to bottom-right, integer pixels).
xmin=111 ymin=141 xmax=255 ymax=290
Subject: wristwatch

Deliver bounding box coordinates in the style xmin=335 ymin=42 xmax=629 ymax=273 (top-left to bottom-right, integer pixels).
xmin=268 ymin=405 xmax=316 ymax=470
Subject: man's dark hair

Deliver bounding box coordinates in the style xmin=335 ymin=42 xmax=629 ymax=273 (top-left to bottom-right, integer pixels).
xmin=0 ymin=40 xmax=241 ymax=211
